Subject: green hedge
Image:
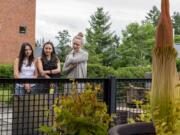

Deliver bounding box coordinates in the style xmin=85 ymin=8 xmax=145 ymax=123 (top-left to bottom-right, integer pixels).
xmin=176 ymin=58 xmax=180 ymax=72
xmin=87 ymin=64 xmax=116 ymax=78
xmin=0 ymin=64 xmax=152 ymax=78
xmin=2 ymin=60 xmax=180 ymax=78
xmin=175 ymin=35 xmax=180 ymax=44
xmin=0 ymin=64 xmax=13 ymax=78
xmin=115 ymin=66 xmax=151 ymax=78
xmin=88 ymin=64 xmax=151 ymax=78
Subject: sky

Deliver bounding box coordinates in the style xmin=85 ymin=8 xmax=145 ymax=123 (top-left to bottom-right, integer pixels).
xmin=36 ymin=0 xmax=180 ymax=45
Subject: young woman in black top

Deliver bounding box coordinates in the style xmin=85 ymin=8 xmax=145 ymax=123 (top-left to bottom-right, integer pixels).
xmin=37 ymin=41 xmax=61 ymax=93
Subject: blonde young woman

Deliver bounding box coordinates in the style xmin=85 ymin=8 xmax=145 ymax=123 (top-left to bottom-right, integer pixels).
xmin=63 ymin=32 xmax=88 ymax=93
xmin=63 ymin=32 xmax=88 ymax=78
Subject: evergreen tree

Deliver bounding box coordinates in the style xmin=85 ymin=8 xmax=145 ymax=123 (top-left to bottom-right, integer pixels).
xmin=143 ymin=6 xmax=160 ymax=26
xmin=85 ymin=7 xmax=115 ymax=66
xmin=117 ymin=23 xmax=155 ymax=67
xmin=144 ymin=6 xmax=180 ymax=35
xmin=56 ymin=30 xmax=71 ymax=62
xmin=113 ymin=34 xmax=120 ymax=48
xmin=172 ymin=12 xmax=180 ymax=35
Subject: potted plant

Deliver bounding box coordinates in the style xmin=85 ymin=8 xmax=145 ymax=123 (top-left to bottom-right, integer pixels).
xmin=40 ymin=81 xmax=111 ymax=135
xmin=109 ymin=0 xmax=180 ymax=134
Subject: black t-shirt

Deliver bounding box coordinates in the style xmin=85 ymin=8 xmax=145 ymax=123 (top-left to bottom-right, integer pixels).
xmin=41 ymin=57 xmax=60 ymax=78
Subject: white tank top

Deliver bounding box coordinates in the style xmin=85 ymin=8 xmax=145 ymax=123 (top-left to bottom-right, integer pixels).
xmin=16 ymin=60 xmax=36 ymax=87
xmin=19 ymin=61 xmax=35 ymax=78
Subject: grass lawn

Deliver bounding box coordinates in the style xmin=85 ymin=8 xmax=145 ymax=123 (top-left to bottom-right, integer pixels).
xmin=0 ymin=89 xmax=13 ymax=103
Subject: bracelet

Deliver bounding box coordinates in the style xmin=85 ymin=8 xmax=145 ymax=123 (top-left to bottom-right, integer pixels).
xmin=50 ymin=70 xmax=52 ymax=74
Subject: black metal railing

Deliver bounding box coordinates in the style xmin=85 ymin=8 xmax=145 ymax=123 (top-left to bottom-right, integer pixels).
xmin=115 ymin=78 xmax=151 ymax=124
xmin=0 ymin=78 xmax=151 ymax=135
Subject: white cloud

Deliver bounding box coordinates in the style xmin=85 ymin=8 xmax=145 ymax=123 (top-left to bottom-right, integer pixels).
xmin=36 ymin=0 xmax=180 ymax=44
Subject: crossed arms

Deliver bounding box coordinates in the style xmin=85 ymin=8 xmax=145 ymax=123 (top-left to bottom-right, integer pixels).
xmin=63 ymin=51 xmax=88 ymax=73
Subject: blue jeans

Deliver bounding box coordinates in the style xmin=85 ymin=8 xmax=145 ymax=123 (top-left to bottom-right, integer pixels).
xmin=15 ymin=85 xmax=37 ymax=95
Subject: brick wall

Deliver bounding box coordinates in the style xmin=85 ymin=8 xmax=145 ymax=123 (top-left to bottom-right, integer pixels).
xmin=0 ymin=0 xmax=36 ymax=64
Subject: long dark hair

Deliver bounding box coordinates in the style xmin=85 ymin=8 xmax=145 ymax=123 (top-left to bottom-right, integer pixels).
xmin=41 ymin=41 xmax=58 ymax=64
xmin=18 ymin=42 xmax=34 ymax=72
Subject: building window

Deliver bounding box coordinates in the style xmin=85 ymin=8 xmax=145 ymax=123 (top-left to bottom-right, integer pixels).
xmin=19 ymin=26 xmax=27 ymax=34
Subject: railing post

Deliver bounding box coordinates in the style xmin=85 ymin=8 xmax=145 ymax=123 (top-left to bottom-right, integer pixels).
xmin=104 ymin=76 xmax=116 ymax=115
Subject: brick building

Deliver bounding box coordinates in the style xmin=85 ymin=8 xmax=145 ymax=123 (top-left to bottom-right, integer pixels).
xmin=0 ymin=0 xmax=36 ymax=63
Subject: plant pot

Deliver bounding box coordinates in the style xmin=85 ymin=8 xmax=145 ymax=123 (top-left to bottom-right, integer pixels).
xmin=108 ymin=122 xmax=156 ymax=135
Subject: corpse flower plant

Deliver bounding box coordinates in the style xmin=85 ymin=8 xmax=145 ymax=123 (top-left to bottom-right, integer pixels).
xmin=151 ymin=0 xmax=180 ymax=134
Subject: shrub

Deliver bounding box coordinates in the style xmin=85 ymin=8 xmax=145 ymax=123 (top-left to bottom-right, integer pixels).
xmin=40 ymin=82 xmax=111 ymax=135
xmin=0 ymin=64 xmax=13 ymax=78
xmin=0 ymin=63 xmax=152 ymax=78
xmin=88 ymin=64 xmax=152 ymax=78
xmin=116 ymin=66 xmax=152 ymax=78
xmin=175 ymin=35 xmax=180 ymax=44
xmin=87 ymin=64 xmax=116 ymax=77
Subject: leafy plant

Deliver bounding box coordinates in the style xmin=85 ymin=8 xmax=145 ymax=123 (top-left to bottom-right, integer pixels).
xmin=128 ymin=91 xmax=152 ymax=124
xmin=128 ymin=89 xmax=180 ymax=135
xmin=152 ymin=98 xmax=180 ymax=135
xmin=40 ymin=81 xmax=111 ymax=135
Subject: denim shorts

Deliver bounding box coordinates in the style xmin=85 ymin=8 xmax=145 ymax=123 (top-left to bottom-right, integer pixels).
xmin=15 ymin=85 xmax=37 ymax=95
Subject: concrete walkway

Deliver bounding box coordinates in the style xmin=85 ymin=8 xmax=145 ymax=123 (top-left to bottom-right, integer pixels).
xmin=0 ymin=104 xmax=12 ymax=135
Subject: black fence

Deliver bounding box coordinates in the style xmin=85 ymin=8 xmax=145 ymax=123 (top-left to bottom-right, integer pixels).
xmin=0 ymin=78 xmax=151 ymax=135
xmin=115 ymin=78 xmax=151 ymax=124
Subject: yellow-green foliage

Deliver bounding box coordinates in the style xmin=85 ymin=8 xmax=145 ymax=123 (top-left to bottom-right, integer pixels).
xmin=135 ymin=92 xmax=152 ymax=123
xmin=153 ymin=98 xmax=180 ymax=135
xmin=40 ymin=82 xmax=111 ymax=135
xmin=128 ymin=91 xmax=152 ymax=124
xmin=128 ymin=91 xmax=180 ymax=135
